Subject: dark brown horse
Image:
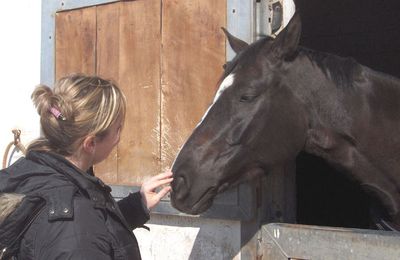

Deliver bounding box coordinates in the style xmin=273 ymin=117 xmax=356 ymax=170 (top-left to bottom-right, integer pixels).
xmin=170 ymin=13 xmax=400 ymax=229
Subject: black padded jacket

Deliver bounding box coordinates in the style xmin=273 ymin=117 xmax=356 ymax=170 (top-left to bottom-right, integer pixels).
xmin=0 ymin=151 xmax=149 ymax=260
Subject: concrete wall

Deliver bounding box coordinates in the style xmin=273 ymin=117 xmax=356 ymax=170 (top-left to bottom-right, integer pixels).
xmin=0 ymin=0 xmax=41 ymax=168
xmin=135 ymin=214 xmax=242 ymax=260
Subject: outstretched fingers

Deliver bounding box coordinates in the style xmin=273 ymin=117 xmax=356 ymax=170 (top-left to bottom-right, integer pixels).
xmin=140 ymin=170 xmax=174 ymax=210
xmin=142 ymin=171 xmax=173 ymax=192
xmin=155 ymin=186 xmax=172 ymax=200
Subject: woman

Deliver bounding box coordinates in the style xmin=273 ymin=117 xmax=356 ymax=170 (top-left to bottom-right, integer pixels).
xmin=0 ymin=74 xmax=172 ymax=259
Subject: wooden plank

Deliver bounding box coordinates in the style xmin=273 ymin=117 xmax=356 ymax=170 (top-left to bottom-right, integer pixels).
xmin=117 ymin=0 xmax=161 ymax=185
xmin=161 ymin=0 xmax=227 ymax=169
xmin=55 ymin=7 xmax=96 ymax=79
xmin=94 ymin=3 xmax=121 ymax=184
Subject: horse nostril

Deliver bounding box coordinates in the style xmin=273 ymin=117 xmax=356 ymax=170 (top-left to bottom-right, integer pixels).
xmin=173 ymin=176 xmax=189 ymax=201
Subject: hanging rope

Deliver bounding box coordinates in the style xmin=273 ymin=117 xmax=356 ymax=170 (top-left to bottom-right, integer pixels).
xmin=2 ymin=129 xmax=27 ymax=169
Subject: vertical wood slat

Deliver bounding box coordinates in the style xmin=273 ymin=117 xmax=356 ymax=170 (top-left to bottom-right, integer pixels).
xmin=94 ymin=3 xmax=121 ymax=184
xmin=117 ymin=0 xmax=161 ymax=185
xmin=55 ymin=7 xmax=97 ymax=79
xmin=161 ymin=0 xmax=227 ymax=169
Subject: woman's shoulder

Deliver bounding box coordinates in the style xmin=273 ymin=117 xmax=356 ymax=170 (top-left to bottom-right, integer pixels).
xmin=1 ymin=155 xmax=68 ymax=193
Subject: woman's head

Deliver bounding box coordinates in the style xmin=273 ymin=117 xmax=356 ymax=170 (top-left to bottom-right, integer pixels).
xmin=28 ymin=74 xmax=126 ymax=156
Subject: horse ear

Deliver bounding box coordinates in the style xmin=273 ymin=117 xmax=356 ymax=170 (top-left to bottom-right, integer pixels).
xmin=271 ymin=12 xmax=302 ymax=60
xmin=221 ymin=27 xmax=249 ymax=54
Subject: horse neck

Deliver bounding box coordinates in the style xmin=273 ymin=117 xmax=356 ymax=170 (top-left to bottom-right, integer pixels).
xmin=288 ymin=51 xmax=400 ymax=130
xmin=285 ymin=54 xmax=353 ymax=132
xmin=293 ymin=55 xmax=400 ymax=222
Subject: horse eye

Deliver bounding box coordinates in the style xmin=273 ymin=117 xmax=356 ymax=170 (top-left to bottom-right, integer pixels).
xmin=223 ymin=61 xmax=232 ymax=70
xmin=240 ymin=95 xmax=257 ymax=102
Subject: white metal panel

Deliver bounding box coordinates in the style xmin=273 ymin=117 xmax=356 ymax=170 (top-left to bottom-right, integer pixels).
xmin=261 ymin=223 xmax=400 ymax=260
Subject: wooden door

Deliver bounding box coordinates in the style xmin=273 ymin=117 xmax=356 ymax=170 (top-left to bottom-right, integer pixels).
xmin=55 ymin=0 xmax=226 ymax=186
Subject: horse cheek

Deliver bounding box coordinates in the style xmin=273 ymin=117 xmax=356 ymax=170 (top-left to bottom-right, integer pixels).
xmin=225 ymin=122 xmax=246 ymax=146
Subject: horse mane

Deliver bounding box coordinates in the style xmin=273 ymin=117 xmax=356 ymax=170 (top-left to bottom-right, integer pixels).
xmin=299 ymin=47 xmax=362 ymax=89
xmin=223 ymin=36 xmax=366 ymax=90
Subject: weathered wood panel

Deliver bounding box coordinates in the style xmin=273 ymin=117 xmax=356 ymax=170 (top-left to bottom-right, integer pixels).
xmin=55 ymin=1 xmax=161 ymax=186
xmin=55 ymin=7 xmax=96 ymax=79
xmin=116 ymin=0 xmax=161 ymax=185
xmin=161 ymin=0 xmax=227 ymax=169
xmin=55 ymin=0 xmax=226 ymax=186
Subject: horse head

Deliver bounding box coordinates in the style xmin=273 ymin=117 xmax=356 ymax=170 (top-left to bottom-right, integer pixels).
xmin=171 ymin=13 xmax=310 ymax=214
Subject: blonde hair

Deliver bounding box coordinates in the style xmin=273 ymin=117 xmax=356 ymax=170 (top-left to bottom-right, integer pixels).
xmin=28 ymin=74 xmax=126 ymax=156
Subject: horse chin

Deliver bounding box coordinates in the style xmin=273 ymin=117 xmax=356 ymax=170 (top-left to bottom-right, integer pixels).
xmin=217 ymin=182 xmax=231 ymax=193
xmin=191 ymin=176 xmax=258 ymax=214
xmin=171 ymin=186 xmax=218 ymax=215
xmin=190 ymin=198 xmax=214 ymax=215
xmin=191 ymin=182 xmax=235 ymax=214
xmin=190 ymin=186 xmax=218 ymax=214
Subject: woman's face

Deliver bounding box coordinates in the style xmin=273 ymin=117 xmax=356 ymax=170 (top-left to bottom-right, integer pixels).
xmin=93 ymin=114 xmax=123 ymax=164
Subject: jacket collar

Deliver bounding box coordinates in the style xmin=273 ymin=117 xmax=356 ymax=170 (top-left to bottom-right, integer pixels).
xmin=27 ymin=151 xmax=112 ymax=195
xmin=25 ymin=151 xmax=113 ymax=210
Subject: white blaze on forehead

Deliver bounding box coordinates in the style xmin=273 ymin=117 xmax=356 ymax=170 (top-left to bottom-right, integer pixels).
xmin=196 ymin=73 xmax=236 ymax=127
xmin=172 ymin=74 xmax=236 ymax=167
xmin=213 ymin=74 xmax=235 ymax=103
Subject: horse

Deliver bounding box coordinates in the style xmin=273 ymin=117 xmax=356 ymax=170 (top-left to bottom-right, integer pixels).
xmin=170 ymin=13 xmax=400 ymax=229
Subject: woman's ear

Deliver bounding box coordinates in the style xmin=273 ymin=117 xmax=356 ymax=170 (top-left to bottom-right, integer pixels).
xmin=82 ymin=135 xmax=96 ymax=154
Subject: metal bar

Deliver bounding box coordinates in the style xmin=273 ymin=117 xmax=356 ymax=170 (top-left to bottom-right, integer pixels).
xmin=226 ymin=0 xmax=255 ymax=60
xmin=255 ymin=0 xmax=271 ymax=39
xmin=261 ymin=223 xmax=400 ymax=260
xmin=110 ymin=183 xmax=256 ymax=221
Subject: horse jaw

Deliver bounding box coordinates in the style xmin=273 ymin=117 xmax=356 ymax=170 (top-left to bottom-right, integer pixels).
xmin=171 ymin=167 xmax=265 ymax=215
xmin=228 ymin=167 xmax=265 ymax=189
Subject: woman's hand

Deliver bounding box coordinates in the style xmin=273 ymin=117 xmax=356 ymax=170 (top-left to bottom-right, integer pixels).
xmin=140 ymin=170 xmax=173 ymax=211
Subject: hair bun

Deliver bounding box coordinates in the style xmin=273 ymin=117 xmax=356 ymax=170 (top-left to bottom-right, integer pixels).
xmin=31 ymin=84 xmax=54 ymax=116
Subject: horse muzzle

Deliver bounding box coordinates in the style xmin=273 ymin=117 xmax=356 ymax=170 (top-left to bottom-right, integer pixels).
xmin=170 ymin=176 xmax=218 ymax=215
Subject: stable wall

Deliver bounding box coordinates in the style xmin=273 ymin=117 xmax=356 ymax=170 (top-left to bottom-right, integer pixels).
xmin=42 ymin=1 xmax=253 ymax=259
xmin=41 ymin=0 xmax=296 ymax=259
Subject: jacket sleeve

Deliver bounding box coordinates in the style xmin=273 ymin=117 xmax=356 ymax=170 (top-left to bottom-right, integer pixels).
xmin=117 ymin=191 xmax=150 ymax=229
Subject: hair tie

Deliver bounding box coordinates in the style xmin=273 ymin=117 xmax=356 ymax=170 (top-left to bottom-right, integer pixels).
xmin=50 ymin=107 xmax=66 ymax=121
